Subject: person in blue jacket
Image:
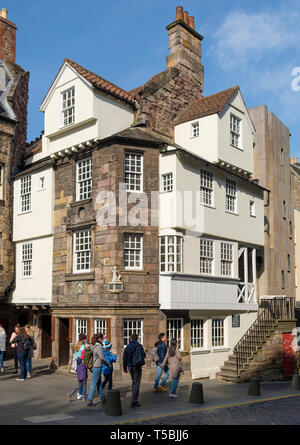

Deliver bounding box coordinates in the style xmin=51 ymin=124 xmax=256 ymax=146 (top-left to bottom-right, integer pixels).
xmin=101 ymin=340 xmax=117 ymax=391
xmin=123 ymin=333 xmax=146 ymax=407
xmin=153 ymin=332 xmax=170 ymax=392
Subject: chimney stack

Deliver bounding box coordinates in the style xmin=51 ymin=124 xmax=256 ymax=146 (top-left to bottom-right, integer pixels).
xmin=166 ymin=6 xmax=204 ymax=92
xmin=291 ymin=157 xmax=298 ymax=164
xmin=0 ymin=8 xmax=17 ymax=63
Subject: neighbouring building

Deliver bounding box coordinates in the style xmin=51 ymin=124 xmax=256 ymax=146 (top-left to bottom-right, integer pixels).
xmin=0 ymin=8 xmax=29 ymax=340
xmin=291 ymin=157 xmax=300 ymax=303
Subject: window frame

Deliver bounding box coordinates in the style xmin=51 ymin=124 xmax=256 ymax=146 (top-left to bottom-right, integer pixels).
xmin=191 ymin=120 xmax=200 ymax=138
xmin=124 ymin=233 xmax=143 ymax=271
xmin=21 ymin=241 xmax=33 ymax=279
xmin=230 ymin=113 xmax=241 ymax=149
xmin=190 ymin=318 xmax=206 ymax=351
xmin=76 ymin=157 xmax=92 ymax=202
xmin=94 ymin=319 xmax=107 ymax=338
xmin=167 ymin=318 xmax=184 ymax=351
xmin=20 ymin=175 xmax=32 ymax=214
xmin=159 ymin=235 xmax=183 ymax=273
xmin=250 ymin=200 xmax=256 ymax=217
xmin=0 ymin=164 xmax=4 ymax=200
xmin=61 ymin=86 xmax=75 ymax=127
xmin=220 ymin=242 xmax=234 ymax=277
xmin=123 ymin=319 xmax=143 ymax=347
xmin=200 ymin=169 xmax=214 ymax=207
xmin=161 ymin=172 xmax=173 ymax=193
xmin=199 ymin=238 xmax=215 ymax=276
xmin=73 ymin=229 xmax=92 ymax=274
xmin=124 ymin=152 xmax=143 ymax=193
xmin=212 ymin=317 xmax=225 ymax=348
xmin=76 ymin=319 xmax=87 ymax=342
xmin=225 ymin=178 xmax=237 ymax=214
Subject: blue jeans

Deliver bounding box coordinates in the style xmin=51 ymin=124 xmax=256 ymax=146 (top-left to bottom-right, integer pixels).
xmin=154 ymin=365 xmax=170 ymax=389
xmin=171 ymin=377 xmax=179 ymax=394
xmin=0 ymin=350 xmax=4 ymax=368
xmin=79 ymin=367 xmax=92 ymax=395
xmin=102 ymin=373 xmax=113 ymax=390
xmin=87 ymin=367 xmax=104 ymax=402
xmin=17 ymin=353 xmax=28 ymax=379
xmin=26 ymin=356 xmax=32 ymax=373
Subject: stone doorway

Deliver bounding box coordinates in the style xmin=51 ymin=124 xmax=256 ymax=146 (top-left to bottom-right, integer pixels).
xmin=41 ymin=315 xmax=52 ymax=358
xmin=58 ymin=318 xmax=69 ymax=366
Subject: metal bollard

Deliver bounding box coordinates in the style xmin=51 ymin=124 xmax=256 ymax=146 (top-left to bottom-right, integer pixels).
xmin=291 ymin=374 xmax=300 ymax=390
xmin=189 ymin=382 xmax=204 ymax=404
xmin=103 ymin=390 xmax=122 ymax=416
xmin=248 ymin=378 xmax=260 ymax=396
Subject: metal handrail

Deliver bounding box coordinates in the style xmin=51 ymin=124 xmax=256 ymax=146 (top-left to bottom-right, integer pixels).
xmin=234 ymin=297 xmax=295 ymax=374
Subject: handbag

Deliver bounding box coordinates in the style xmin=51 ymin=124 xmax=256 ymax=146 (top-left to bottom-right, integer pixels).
xmin=33 ymin=341 xmax=37 ymax=350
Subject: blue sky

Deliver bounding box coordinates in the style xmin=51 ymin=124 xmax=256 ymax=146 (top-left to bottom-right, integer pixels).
xmin=8 ymin=0 xmax=300 ymax=158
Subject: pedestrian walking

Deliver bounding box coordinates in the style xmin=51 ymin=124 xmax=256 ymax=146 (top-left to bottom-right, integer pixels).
xmin=24 ymin=325 xmax=37 ymax=378
xmin=86 ymin=333 xmax=111 ymax=406
xmin=123 ymin=333 xmax=146 ymax=407
xmin=74 ymin=333 xmax=88 ymax=400
xmin=11 ymin=326 xmax=34 ymax=381
xmin=0 ymin=324 xmax=6 ymax=373
xmin=66 ymin=349 xmax=88 ymax=402
xmin=101 ymin=340 xmax=117 ymax=392
xmin=161 ymin=339 xmax=183 ymax=398
xmin=152 ymin=332 xmax=170 ymax=392
xmin=10 ymin=324 xmax=20 ymax=374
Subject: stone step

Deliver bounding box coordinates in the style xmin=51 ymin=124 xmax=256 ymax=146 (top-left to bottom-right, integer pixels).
xmin=219 ymin=367 xmax=239 ymax=377
xmin=221 ymin=361 xmax=237 ymax=370
xmin=215 ymin=372 xmax=240 ymax=383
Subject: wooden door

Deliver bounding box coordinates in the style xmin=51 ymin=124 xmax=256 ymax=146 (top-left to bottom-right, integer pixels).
xmin=41 ymin=315 xmax=52 ymax=358
xmin=58 ymin=318 xmax=69 ymax=366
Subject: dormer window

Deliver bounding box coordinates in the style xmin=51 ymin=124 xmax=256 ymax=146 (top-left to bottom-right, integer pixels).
xmin=191 ymin=121 xmax=199 ymax=138
xmin=62 ymin=87 xmax=75 ymax=127
xmin=230 ymin=114 xmax=241 ymax=148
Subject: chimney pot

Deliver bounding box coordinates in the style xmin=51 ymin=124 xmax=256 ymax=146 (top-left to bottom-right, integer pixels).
xmin=188 ymin=16 xmax=195 ymax=29
xmin=183 ymin=11 xmax=188 ymax=24
xmin=176 ymin=6 xmax=184 ymax=21
xmin=291 ymin=157 xmax=298 ymax=164
xmin=1 ymin=8 xmax=7 ymax=19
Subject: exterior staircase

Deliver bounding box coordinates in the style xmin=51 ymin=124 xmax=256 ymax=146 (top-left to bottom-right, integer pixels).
xmin=216 ymin=297 xmax=296 ymax=382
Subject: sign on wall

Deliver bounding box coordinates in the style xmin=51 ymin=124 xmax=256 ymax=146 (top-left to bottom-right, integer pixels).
xmin=232 ymin=314 xmax=240 ymax=328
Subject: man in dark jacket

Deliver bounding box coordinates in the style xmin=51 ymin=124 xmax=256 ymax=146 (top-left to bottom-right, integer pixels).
xmin=123 ymin=333 xmax=146 ymax=407
xmin=153 ymin=333 xmax=170 ymax=392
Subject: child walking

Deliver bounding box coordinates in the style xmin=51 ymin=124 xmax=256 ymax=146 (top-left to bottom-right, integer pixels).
xmin=101 ymin=340 xmax=117 ymax=391
xmin=66 ymin=349 xmax=88 ymax=402
xmin=161 ymin=339 xmax=183 ymax=398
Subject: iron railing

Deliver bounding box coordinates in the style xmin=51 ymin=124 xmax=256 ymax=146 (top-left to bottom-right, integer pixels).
xmin=234 ymin=297 xmax=295 ymax=374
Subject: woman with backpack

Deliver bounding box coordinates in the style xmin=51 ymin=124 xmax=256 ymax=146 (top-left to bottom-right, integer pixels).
xmin=66 ymin=349 xmax=88 ymax=402
xmin=25 ymin=325 xmax=36 ymax=379
xmin=161 ymin=339 xmax=183 ymax=398
xmin=11 ymin=326 xmax=34 ymax=381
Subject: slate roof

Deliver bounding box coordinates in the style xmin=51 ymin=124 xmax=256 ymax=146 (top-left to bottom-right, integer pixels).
xmin=174 ymin=86 xmax=239 ymax=125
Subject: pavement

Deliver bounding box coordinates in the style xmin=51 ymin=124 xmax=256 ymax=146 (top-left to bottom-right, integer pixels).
xmin=1 ymin=358 xmax=300 ymax=425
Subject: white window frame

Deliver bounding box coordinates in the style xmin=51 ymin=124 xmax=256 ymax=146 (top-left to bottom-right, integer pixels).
xmin=230 ymin=114 xmax=241 ymax=149
xmin=212 ymin=317 xmax=225 ymax=348
xmin=200 ymin=169 xmax=214 ymax=207
xmin=161 ymin=172 xmax=173 ymax=192
xmin=73 ymin=229 xmax=92 ymax=274
xmin=220 ymin=242 xmax=234 ymax=277
xmin=190 ymin=318 xmax=206 ymax=351
xmin=225 ymin=178 xmax=237 ymax=214
xmin=124 ymin=233 xmax=143 ymax=270
xmin=167 ymin=318 xmax=183 ymax=350
xmin=21 ymin=242 xmax=33 ymax=278
xmin=20 ymin=175 xmax=32 ymax=213
xmin=159 ymin=235 xmax=183 ymax=273
xmin=76 ymin=319 xmax=87 ymax=342
xmin=191 ymin=121 xmax=199 ymax=138
xmin=200 ymin=238 xmax=215 ymax=275
xmin=76 ymin=157 xmax=92 ymax=201
xmin=61 ymin=86 xmax=75 ymax=127
xmin=125 ymin=152 xmax=143 ymax=192
xmin=250 ymin=200 xmax=256 ymax=217
xmin=123 ymin=319 xmax=143 ymax=347
xmin=94 ymin=319 xmax=107 ymax=338
xmin=0 ymin=164 xmax=3 ymax=200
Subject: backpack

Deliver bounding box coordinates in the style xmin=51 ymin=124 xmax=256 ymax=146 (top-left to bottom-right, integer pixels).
xmin=83 ymin=349 xmax=93 ymax=368
xmin=131 ymin=344 xmax=145 ymax=367
xmin=150 ymin=346 xmax=159 ymax=363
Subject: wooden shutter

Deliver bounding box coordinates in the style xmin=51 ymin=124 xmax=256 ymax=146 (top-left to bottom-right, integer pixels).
xmin=68 ymin=317 xmax=73 ymax=343
xmin=106 ymin=318 xmax=111 ymax=341
xmin=51 ymin=316 xmax=55 ymax=342
xmin=87 ymin=318 xmax=91 ymax=343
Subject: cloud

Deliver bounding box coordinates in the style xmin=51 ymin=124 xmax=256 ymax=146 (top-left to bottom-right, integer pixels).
xmin=213 ymin=7 xmax=300 ymax=69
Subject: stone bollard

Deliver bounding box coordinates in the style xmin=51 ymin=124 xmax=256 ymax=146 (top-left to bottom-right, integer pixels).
xmin=248 ymin=378 xmax=260 ymax=396
xmin=189 ymin=382 xmax=204 ymax=404
xmin=48 ymin=360 xmax=57 ymax=373
xmin=291 ymin=374 xmax=300 ymax=390
xmin=104 ymin=390 xmax=122 ymax=416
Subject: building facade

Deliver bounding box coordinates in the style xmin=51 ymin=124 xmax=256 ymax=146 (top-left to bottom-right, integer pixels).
xmin=291 ymin=158 xmax=300 ymax=302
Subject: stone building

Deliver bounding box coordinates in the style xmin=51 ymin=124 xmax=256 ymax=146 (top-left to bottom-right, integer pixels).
xmin=290 ymin=158 xmax=300 ymax=302
xmin=248 ymin=106 xmax=295 ymax=299
xmin=0 ymin=8 xmax=29 ymax=337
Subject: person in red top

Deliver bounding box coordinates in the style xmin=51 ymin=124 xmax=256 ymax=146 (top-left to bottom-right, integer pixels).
xmin=10 ymin=324 xmax=20 ymax=375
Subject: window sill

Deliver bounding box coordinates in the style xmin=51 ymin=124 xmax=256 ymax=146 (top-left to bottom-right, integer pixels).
xmin=126 ymin=190 xmax=144 ymax=194
xmin=200 ymin=203 xmax=216 ymax=209
xmin=70 ymin=198 xmax=92 ymax=207
xmin=160 ymin=190 xmax=173 ymax=194
xmin=212 ymin=347 xmax=230 ymax=353
xmin=47 ymin=117 xmax=97 ymax=140
xmin=21 ymin=276 xmax=33 ymax=280
xmin=230 ymin=144 xmax=243 ymax=152
xmin=121 ymin=269 xmax=148 ymax=275
xmin=18 ymin=210 xmax=32 ymax=216
xmin=225 ymin=210 xmax=239 ymax=216
xmin=191 ymin=349 xmax=211 ymax=355
xmin=250 ymin=214 xmax=256 ymax=218
xmin=66 ymin=272 xmax=95 ymax=281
